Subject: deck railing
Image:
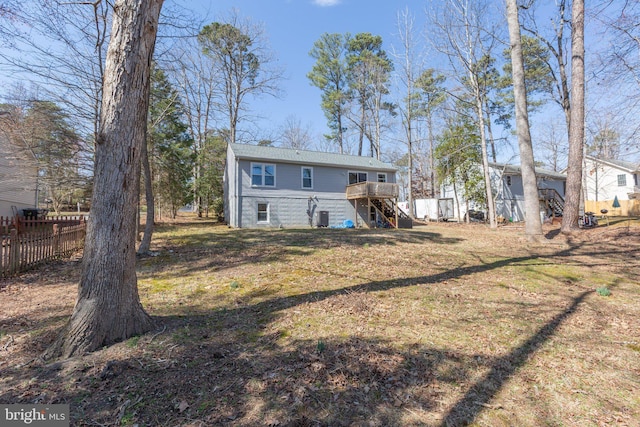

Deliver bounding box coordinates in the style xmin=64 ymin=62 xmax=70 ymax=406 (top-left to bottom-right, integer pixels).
xmin=346 ymin=181 xmax=399 ymax=199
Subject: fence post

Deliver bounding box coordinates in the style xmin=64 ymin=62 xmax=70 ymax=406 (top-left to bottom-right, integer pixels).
xmin=53 ymin=224 xmax=61 ymax=258
xmin=9 ymin=228 xmax=19 ymax=275
xmin=14 ymin=214 xmax=21 ymax=234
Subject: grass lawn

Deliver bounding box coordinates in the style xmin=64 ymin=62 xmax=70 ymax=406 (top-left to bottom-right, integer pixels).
xmin=1 ymin=216 xmax=639 ymax=426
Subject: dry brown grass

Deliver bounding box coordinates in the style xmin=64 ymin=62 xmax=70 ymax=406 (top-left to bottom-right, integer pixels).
xmin=1 ymin=215 xmax=639 ymax=426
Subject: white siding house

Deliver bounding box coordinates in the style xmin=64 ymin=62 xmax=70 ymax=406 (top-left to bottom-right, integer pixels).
xmin=0 ymin=135 xmax=38 ymax=218
xmin=583 ymin=155 xmax=640 ymax=216
xmin=224 ymin=143 xmax=398 ymax=228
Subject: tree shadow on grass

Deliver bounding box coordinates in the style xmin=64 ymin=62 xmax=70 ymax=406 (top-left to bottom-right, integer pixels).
xmin=0 ymin=332 xmax=502 ymax=425
xmin=141 ymin=227 xmax=465 ymax=280
xmin=0 ymin=287 xmax=592 ymax=426
xmin=1 ymin=228 xmax=634 ymax=425
xmin=439 ymin=289 xmax=593 ymax=426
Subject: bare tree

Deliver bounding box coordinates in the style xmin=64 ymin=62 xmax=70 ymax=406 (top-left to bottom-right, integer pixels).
xmin=198 ymin=11 xmax=283 ymax=146
xmin=586 ymin=0 xmax=640 ymax=160
xmin=506 ymin=0 xmax=543 ymax=241
xmin=279 ymin=115 xmax=314 ymax=150
xmin=392 ymin=7 xmax=421 ymax=219
xmin=46 ymin=0 xmax=164 ymax=359
xmin=0 ymin=1 xmax=110 ymax=148
xmin=429 ymin=0 xmax=499 ymax=228
xmin=561 ymin=0 xmax=585 ymax=234
xmin=536 ymin=119 xmax=567 ymax=171
xmin=520 ymin=0 xmax=571 ymax=141
xmin=166 ymin=36 xmax=220 ymax=216
xmin=414 ymin=69 xmax=447 ymax=197
xmin=592 ymin=0 xmax=640 ymax=153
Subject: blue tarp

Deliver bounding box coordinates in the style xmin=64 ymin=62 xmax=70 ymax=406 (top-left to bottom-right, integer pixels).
xmin=330 ymin=219 xmax=355 ymax=229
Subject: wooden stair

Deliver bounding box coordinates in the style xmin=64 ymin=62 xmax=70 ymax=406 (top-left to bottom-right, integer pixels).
xmin=539 ymin=188 xmax=564 ymax=218
xmin=370 ymin=198 xmax=413 ymax=228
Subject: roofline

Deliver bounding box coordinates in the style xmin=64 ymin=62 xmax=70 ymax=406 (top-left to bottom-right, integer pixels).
xmin=489 ymin=162 xmax=566 ymax=180
xmin=229 ymin=143 xmax=397 ymax=172
xmin=584 ymin=154 xmax=639 ymax=173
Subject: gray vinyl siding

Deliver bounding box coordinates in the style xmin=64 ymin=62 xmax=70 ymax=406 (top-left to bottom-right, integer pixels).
xmin=441 ymin=164 xmax=566 ymax=222
xmin=236 ymin=160 xmax=375 ymax=228
xmin=240 ymin=193 xmax=354 ymax=228
xmin=224 ymin=143 xmax=397 ymax=228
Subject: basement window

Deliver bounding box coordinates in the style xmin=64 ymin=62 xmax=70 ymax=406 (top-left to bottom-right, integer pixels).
xmin=257 ymin=203 xmax=269 ymax=223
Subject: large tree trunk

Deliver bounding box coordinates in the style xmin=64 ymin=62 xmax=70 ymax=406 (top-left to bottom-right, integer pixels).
xmin=45 ymin=0 xmax=163 ymax=359
xmin=561 ymin=0 xmax=585 ymax=234
xmin=506 ymin=0 xmax=544 ymax=242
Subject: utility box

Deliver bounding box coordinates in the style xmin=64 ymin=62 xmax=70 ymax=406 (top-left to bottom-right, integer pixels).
xmin=318 ymin=211 xmax=329 ymax=227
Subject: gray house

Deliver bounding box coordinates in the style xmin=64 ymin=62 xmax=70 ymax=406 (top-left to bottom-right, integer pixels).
xmin=224 ymin=143 xmax=409 ymax=228
xmin=439 ymin=162 xmax=566 ymax=222
xmin=492 ymin=162 xmax=566 ymax=222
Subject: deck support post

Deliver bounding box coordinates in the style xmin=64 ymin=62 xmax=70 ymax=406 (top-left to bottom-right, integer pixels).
xmin=395 ymin=197 xmax=399 ymax=229
xmin=354 ymin=199 xmax=358 ymax=228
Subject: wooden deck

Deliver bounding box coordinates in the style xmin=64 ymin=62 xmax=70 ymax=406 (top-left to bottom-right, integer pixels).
xmin=346 ymin=182 xmax=398 ymax=199
xmin=345 ymin=182 xmax=412 ymax=228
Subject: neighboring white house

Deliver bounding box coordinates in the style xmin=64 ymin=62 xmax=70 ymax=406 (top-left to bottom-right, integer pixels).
xmin=0 ymin=134 xmax=38 ymax=218
xmin=223 ymin=143 xmax=409 ymax=228
xmin=583 ymin=155 xmax=640 ymax=216
xmin=439 ymin=162 xmax=566 ymax=222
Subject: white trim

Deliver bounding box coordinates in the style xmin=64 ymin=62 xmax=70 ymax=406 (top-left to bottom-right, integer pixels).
xmin=377 ymin=172 xmax=387 ymax=183
xmin=251 ymin=162 xmax=276 ymax=187
xmin=301 ymin=166 xmax=313 ymax=189
xmin=617 ymin=174 xmax=627 ymax=187
xmin=257 ymin=202 xmax=269 ymax=223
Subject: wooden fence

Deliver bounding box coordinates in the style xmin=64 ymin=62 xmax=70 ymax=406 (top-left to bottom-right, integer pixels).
xmin=0 ymin=215 xmax=87 ymax=277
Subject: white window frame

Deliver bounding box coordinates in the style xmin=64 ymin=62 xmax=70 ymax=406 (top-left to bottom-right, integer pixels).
xmin=348 ymin=171 xmax=368 ymax=185
xmin=257 ymin=202 xmax=269 ymax=223
xmin=251 ymin=163 xmax=276 ymax=187
xmin=617 ymin=174 xmax=627 ymax=187
xmin=301 ymin=166 xmax=313 ymax=189
xmin=377 ymin=173 xmax=387 ymax=183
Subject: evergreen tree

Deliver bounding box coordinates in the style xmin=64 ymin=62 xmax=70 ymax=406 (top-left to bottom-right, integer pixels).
xmin=308 ymin=33 xmax=351 ymax=154
xmin=435 ymin=118 xmax=484 ymax=222
xmin=22 ymin=101 xmax=84 ymax=213
xmin=346 ymin=32 xmax=393 ymax=157
xmin=148 ymin=67 xmax=194 ymax=219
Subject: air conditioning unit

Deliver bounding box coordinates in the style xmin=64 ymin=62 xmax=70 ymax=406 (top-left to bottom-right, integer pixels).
xmin=318 ymin=211 xmax=329 ymax=227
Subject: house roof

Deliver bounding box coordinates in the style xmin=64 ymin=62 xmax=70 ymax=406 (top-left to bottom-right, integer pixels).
xmin=585 ymin=155 xmax=639 ymax=172
xmin=489 ymin=162 xmax=566 ymax=180
xmin=229 ymin=143 xmax=397 ymax=172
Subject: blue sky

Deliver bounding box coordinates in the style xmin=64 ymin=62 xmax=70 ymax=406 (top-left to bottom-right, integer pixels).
xmin=163 ymin=0 xmax=640 ymax=163
xmin=169 ymin=0 xmax=429 ymax=150
xmin=1 ymin=1 xmax=635 ymax=163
